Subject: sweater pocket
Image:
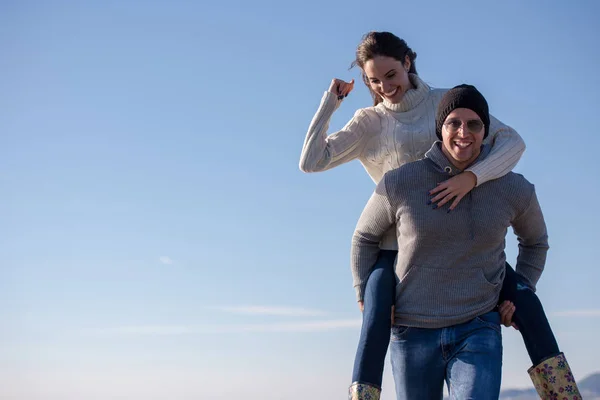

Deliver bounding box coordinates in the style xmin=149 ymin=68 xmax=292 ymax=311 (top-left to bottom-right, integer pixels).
xmin=395 ymin=265 xmax=501 ymax=319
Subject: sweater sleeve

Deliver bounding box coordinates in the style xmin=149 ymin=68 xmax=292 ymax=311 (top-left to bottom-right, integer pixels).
xmin=351 ymin=176 xmax=397 ymax=301
xmin=511 ymin=187 xmax=549 ymax=291
xmin=466 ymin=114 xmax=526 ymax=186
xmin=299 ymin=91 xmax=378 ymax=173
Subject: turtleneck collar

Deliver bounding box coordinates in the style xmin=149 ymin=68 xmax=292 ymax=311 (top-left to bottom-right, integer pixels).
xmin=382 ymin=73 xmax=430 ymax=113
xmin=425 ymin=142 xmax=492 ymax=177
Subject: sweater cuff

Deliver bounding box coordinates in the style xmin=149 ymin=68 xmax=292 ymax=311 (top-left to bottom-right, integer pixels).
xmin=515 ymin=268 xmax=541 ymax=292
xmin=355 ymin=284 xmax=365 ymax=302
xmin=465 ymin=165 xmax=487 ymax=187
xmin=324 ymin=90 xmax=343 ymax=110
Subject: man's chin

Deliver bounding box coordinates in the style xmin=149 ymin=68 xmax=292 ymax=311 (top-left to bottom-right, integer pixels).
xmin=449 ymin=153 xmax=477 ymax=169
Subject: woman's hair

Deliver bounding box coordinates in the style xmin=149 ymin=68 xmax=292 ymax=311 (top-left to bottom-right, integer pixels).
xmin=351 ymin=32 xmax=418 ymax=106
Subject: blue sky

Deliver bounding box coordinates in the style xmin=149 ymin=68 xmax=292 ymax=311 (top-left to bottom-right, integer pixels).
xmin=1 ymin=0 xmax=599 ymax=399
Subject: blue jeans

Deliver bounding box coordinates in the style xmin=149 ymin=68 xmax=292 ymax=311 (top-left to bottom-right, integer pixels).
xmin=351 ymin=250 xmax=397 ymax=387
xmin=498 ymin=264 xmax=560 ymax=365
xmin=389 ymin=311 xmax=503 ymax=400
xmin=351 ymin=252 xmax=559 ymax=387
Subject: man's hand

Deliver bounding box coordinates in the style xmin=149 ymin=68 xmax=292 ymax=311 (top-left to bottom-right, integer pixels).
xmin=498 ymin=300 xmax=519 ymax=330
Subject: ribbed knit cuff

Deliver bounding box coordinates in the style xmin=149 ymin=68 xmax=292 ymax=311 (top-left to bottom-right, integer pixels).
xmin=324 ymin=90 xmax=344 ymax=107
xmin=355 ymin=284 xmax=365 ymax=302
xmin=515 ymin=267 xmax=541 ymax=292
xmin=465 ymin=165 xmax=487 ymax=187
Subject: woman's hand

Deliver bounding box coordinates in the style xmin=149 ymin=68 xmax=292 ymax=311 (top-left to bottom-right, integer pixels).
xmin=429 ymin=171 xmax=477 ymax=211
xmin=498 ymin=300 xmax=519 ymax=330
xmin=329 ymin=78 xmax=355 ymax=99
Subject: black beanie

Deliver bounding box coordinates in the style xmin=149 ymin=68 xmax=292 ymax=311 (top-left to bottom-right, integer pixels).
xmin=435 ymin=84 xmax=490 ymax=140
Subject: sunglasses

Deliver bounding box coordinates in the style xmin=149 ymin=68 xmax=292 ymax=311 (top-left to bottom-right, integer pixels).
xmin=443 ymin=119 xmax=484 ymax=134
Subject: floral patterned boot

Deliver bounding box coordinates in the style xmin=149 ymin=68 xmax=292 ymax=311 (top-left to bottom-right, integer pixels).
xmin=528 ymin=352 xmax=582 ymax=399
xmin=348 ymin=382 xmax=381 ymax=400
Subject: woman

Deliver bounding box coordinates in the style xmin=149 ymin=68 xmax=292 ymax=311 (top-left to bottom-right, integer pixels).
xmin=299 ymin=32 xmax=580 ymax=399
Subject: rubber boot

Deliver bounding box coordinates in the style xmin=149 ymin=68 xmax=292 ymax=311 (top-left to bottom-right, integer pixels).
xmin=528 ymin=352 xmax=582 ymax=399
xmin=348 ymin=382 xmax=381 ymax=400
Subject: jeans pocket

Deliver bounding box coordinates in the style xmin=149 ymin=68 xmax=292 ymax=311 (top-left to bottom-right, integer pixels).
xmin=475 ymin=311 xmax=501 ymax=334
xmin=390 ymin=325 xmax=411 ymax=341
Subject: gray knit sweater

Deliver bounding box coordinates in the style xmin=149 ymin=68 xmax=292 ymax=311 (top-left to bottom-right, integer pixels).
xmin=351 ymin=142 xmax=549 ymax=329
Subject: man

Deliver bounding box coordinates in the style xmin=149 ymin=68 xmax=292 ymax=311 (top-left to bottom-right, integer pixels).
xmin=351 ymin=85 xmax=549 ymax=399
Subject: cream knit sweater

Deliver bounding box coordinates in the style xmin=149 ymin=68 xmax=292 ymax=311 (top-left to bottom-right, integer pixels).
xmin=299 ymin=74 xmax=525 ymax=249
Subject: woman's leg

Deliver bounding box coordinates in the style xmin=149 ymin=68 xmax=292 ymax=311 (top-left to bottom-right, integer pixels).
xmin=349 ymin=250 xmax=397 ymax=399
xmin=500 ymin=263 xmax=582 ymax=399
xmin=500 ymin=263 xmax=559 ymax=365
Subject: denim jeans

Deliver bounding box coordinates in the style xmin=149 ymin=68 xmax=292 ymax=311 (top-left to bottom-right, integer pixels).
xmin=389 ymin=311 xmax=503 ymax=400
xmin=498 ymin=264 xmax=560 ymax=365
xmin=351 ymin=252 xmax=560 ymax=388
xmin=351 ymin=250 xmax=397 ymax=387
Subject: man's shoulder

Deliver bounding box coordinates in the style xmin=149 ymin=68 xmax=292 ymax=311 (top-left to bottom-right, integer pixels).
xmin=385 ymin=159 xmax=431 ymax=179
xmin=485 ymin=172 xmax=536 ymax=205
xmin=496 ymin=172 xmax=534 ymax=190
xmin=381 ymin=160 xmax=433 ymax=196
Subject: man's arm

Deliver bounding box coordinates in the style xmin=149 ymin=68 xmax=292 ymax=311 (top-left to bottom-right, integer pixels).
xmin=511 ymin=186 xmax=549 ymax=290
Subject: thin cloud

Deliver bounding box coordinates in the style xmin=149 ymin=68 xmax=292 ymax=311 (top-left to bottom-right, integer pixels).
xmin=210 ymin=305 xmax=328 ymax=317
xmin=159 ymin=256 xmax=173 ymax=265
xmin=93 ymin=319 xmax=361 ymax=336
xmin=99 ymin=325 xmax=193 ymax=335
xmin=551 ymin=309 xmax=600 ymax=317
xmin=94 ymin=309 xmax=600 ymax=337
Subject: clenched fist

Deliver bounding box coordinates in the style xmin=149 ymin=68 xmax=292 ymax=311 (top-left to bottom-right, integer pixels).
xmin=328 ymin=78 xmax=355 ymax=100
